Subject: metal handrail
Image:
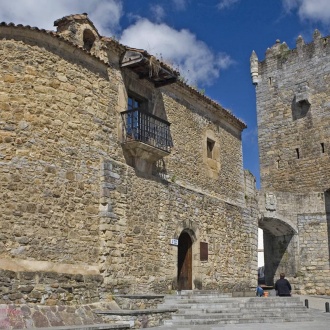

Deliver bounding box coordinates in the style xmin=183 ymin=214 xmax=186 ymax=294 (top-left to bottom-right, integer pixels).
xmin=121 ymin=109 xmax=172 ymax=153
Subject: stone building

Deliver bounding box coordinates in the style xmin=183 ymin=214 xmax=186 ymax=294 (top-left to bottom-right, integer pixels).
xmin=251 ymin=31 xmax=330 ymax=294
xmin=0 ymin=14 xmax=258 ymax=306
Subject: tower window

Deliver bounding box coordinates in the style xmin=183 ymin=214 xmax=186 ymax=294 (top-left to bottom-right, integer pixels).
xmin=321 ymin=143 xmax=325 ymax=154
xmin=296 ymin=148 xmax=300 ymax=159
xmin=292 ymin=98 xmax=310 ymax=120
xmin=276 ymin=157 xmax=280 ymax=169
xmin=207 ymin=139 xmax=215 ymax=159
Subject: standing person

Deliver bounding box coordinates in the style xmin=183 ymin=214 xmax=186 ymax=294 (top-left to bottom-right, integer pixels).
xmin=275 ymin=273 xmax=292 ymax=296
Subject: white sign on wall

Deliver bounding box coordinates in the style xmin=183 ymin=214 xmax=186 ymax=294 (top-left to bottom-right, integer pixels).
xmin=170 ymin=239 xmax=178 ymax=246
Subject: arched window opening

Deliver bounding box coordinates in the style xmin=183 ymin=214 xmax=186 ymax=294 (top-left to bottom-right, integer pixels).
xmin=83 ymin=29 xmax=96 ymax=51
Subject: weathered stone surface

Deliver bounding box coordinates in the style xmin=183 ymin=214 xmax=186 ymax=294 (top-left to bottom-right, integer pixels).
xmin=0 ymin=12 xmax=258 ymax=310
xmin=32 ymin=310 xmax=51 ymax=327
xmin=0 ymin=303 xmax=114 ymax=329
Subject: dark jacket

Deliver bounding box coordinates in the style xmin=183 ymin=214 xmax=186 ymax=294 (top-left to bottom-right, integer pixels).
xmin=275 ymin=278 xmax=292 ymax=296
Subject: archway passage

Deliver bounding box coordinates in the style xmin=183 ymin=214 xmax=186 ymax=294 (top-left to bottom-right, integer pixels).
xmin=259 ymin=217 xmax=296 ymax=286
xmin=177 ymin=231 xmax=192 ymax=290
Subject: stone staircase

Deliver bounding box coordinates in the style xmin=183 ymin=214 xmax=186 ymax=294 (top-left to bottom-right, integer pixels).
xmin=158 ymin=291 xmax=313 ymax=326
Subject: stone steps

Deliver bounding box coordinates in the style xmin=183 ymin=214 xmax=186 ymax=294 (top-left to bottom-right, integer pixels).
xmin=159 ymin=291 xmax=313 ymax=326
xmin=174 ymin=307 xmax=309 ymax=315
xmin=36 ymin=325 xmax=130 ymax=330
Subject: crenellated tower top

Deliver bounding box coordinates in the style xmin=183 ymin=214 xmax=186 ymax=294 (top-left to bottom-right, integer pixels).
xmin=250 ymin=30 xmax=330 ymax=86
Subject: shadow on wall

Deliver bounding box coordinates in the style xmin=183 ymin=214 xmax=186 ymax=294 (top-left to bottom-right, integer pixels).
xmin=263 ymin=230 xmax=294 ymax=286
xmin=325 ymin=189 xmax=330 ymax=266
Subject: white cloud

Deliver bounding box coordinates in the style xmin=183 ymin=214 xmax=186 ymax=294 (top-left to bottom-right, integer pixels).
xmin=172 ymin=0 xmax=187 ymax=11
xmin=120 ymin=18 xmax=233 ymax=87
xmin=282 ymin=0 xmax=330 ymax=24
xmin=0 ymin=0 xmax=123 ymax=36
xmin=150 ymin=4 xmax=166 ymax=23
xmin=0 ymin=0 xmax=232 ymax=87
xmin=217 ymin=0 xmax=240 ymax=10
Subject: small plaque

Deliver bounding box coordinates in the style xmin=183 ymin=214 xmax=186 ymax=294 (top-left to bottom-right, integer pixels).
xmin=170 ymin=239 xmax=178 ymax=246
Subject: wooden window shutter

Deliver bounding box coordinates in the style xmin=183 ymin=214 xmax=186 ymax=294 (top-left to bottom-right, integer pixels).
xmin=200 ymin=242 xmax=208 ymax=261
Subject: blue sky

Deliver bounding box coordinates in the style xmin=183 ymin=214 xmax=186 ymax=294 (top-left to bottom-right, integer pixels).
xmin=1 ymin=0 xmax=329 ymax=187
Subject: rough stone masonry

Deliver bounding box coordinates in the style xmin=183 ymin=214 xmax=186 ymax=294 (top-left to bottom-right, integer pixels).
xmin=0 ymin=13 xmax=258 ymax=307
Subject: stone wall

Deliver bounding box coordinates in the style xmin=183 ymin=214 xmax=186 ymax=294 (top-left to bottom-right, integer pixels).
xmin=162 ymin=87 xmax=245 ymax=203
xmin=255 ymin=36 xmax=330 ymax=192
xmin=0 ymin=302 xmax=118 ymax=329
xmin=0 ymin=31 xmax=121 ymax=304
xmin=0 ymin=36 xmax=118 ymax=266
xmin=296 ymin=213 xmax=330 ymax=294
xmin=0 ymin=270 xmax=103 ymax=305
xmin=243 ymin=170 xmax=259 ymax=288
xmin=99 ymin=160 xmax=257 ymax=294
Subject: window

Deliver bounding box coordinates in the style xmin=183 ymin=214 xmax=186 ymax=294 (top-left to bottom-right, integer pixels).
xmin=292 ymin=98 xmax=310 ymax=120
xmin=207 ymin=139 xmax=215 ymax=159
xmin=296 ymin=148 xmax=300 ymax=159
xmin=200 ymin=242 xmax=208 ymax=261
xmin=204 ymin=132 xmax=220 ymax=177
xmin=321 ymin=143 xmax=325 ymax=154
xmin=276 ymin=156 xmax=281 ymax=169
xmin=122 ymin=93 xmax=172 ymax=153
xmin=128 ymin=96 xmax=142 ymax=111
xmin=126 ymin=95 xmax=143 ymax=139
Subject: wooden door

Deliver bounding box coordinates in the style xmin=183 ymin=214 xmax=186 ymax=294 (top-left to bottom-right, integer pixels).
xmin=177 ymin=231 xmax=192 ymax=290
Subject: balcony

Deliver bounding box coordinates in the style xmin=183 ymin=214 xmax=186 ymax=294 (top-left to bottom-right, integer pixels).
xmin=121 ymin=109 xmax=172 ymax=164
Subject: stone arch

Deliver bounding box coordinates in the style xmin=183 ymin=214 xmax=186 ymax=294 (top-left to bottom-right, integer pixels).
xmin=259 ymin=216 xmax=297 ymax=286
xmin=173 ymin=219 xmax=199 ymax=241
xmin=259 ymin=216 xmax=297 ymax=236
xmin=83 ymin=29 xmax=96 ymax=51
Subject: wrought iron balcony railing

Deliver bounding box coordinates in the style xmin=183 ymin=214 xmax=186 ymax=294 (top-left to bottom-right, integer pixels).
xmin=121 ymin=109 xmax=172 ymax=153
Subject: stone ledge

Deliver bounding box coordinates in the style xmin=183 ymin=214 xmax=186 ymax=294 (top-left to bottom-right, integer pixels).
xmin=95 ymin=308 xmax=177 ymax=315
xmin=35 ymin=324 xmax=129 ymax=330
xmin=94 ymin=309 xmax=177 ymax=329
xmin=0 ymin=258 xmax=99 ymax=275
xmin=114 ymin=295 xmax=164 ymax=299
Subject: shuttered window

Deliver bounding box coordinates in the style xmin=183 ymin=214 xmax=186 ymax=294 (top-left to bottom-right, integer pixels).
xmin=200 ymin=242 xmax=208 ymax=261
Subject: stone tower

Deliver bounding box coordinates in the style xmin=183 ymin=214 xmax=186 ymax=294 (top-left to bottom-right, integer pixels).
xmin=251 ymin=32 xmax=330 ymax=294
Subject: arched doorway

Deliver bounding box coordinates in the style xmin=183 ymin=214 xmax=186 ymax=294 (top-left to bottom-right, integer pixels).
xmin=177 ymin=231 xmax=192 ymax=290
